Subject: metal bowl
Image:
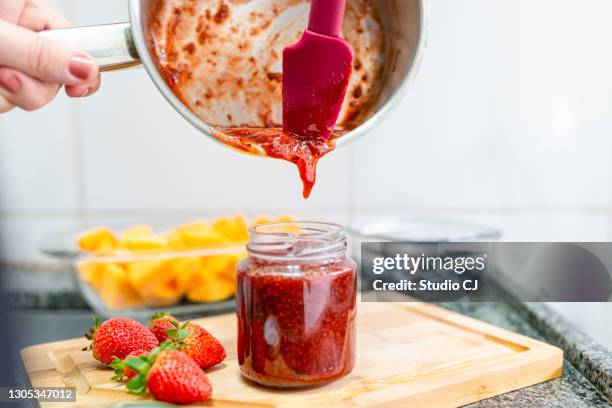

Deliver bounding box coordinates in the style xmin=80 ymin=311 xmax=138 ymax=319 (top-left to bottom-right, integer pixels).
xmin=42 ymin=0 xmax=428 ymax=150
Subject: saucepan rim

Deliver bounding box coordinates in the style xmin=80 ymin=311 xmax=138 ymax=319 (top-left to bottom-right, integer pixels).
xmin=128 ymin=0 xmax=430 ymax=150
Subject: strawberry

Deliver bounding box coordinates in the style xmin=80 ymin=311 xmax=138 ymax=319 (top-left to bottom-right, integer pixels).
xmin=83 ymin=316 xmax=159 ymax=365
xmin=124 ymin=349 xmax=212 ymax=405
xmin=109 ymin=349 xmax=149 ymax=381
xmin=166 ymin=320 xmax=226 ymax=369
xmin=148 ymin=312 xmax=178 ymax=343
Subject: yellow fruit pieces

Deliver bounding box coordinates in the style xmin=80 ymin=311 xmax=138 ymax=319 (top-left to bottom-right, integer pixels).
xmin=97 ymin=264 xmax=142 ymax=310
xmin=119 ymin=225 xmax=168 ymax=251
xmin=76 ymin=262 xmax=106 ymax=291
xmin=77 ymin=227 xmax=118 ymax=252
xmin=75 ymin=215 xmax=293 ymax=310
xmin=166 ymin=220 xmax=227 ymax=249
xmin=213 ymin=215 xmax=249 ymax=243
xmin=187 ymin=273 xmax=236 ymax=303
xmin=251 ymin=214 xmax=294 ymax=227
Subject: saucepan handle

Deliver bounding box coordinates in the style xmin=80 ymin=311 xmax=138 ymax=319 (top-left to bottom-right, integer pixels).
xmin=40 ymin=22 xmax=141 ymax=72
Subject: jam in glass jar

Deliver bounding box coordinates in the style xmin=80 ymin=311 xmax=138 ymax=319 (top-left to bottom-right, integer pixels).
xmin=236 ymin=222 xmax=357 ymax=387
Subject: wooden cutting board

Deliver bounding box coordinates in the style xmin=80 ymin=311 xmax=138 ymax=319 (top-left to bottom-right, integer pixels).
xmin=21 ymin=302 xmax=563 ymax=408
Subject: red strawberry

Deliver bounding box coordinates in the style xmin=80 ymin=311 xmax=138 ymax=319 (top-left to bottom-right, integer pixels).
xmin=125 ymin=349 xmax=212 ymax=404
xmin=148 ymin=312 xmax=178 ymax=343
xmin=110 ymin=349 xmax=149 ymax=381
xmin=83 ymin=316 xmax=159 ymax=365
xmin=167 ymin=321 xmax=226 ymax=369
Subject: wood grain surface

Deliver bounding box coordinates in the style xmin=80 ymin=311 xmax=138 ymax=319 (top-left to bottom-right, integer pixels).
xmin=21 ymin=302 xmax=563 ymax=407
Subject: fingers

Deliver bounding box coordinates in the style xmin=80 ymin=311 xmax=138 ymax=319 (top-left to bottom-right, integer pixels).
xmin=18 ymin=2 xmax=52 ymax=31
xmin=0 ymin=0 xmax=100 ymax=113
xmin=26 ymin=0 xmax=71 ymax=29
xmin=0 ymin=0 xmax=27 ymax=24
xmin=0 ymin=19 xmax=99 ymax=86
xmin=66 ymin=73 xmax=101 ymax=98
xmin=0 ymin=66 xmax=60 ymax=111
xmin=4 ymin=0 xmax=72 ymax=31
xmin=0 ymin=66 xmax=101 ymax=112
xmin=0 ymin=95 xmax=15 ymax=113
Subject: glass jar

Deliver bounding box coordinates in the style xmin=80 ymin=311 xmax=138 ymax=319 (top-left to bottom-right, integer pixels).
xmin=236 ymin=222 xmax=357 ymax=387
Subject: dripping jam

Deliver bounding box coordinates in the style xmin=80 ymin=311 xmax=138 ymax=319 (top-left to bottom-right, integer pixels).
xmin=214 ymin=127 xmax=345 ymax=199
xmin=149 ymin=0 xmax=384 ymax=198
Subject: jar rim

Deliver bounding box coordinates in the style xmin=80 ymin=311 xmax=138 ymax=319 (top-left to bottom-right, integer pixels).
xmin=249 ymin=221 xmax=345 ymax=238
xmin=247 ymin=221 xmax=347 ymax=261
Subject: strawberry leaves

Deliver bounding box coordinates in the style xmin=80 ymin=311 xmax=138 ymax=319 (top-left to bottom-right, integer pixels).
xmin=148 ymin=311 xmax=170 ymax=326
xmin=124 ymin=352 xmax=155 ymax=395
xmin=165 ymin=320 xmax=190 ymax=350
xmin=82 ymin=315 xmax=101 ymax=351
xmin=126 ymin=372 xmax=148 ymax=395
xmin=117 ymin=339 xmax=176 ymax=394
xmin=109 ymin=356 xmax=126 ymax=381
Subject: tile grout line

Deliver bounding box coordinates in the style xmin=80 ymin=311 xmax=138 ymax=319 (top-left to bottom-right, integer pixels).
xmin=3 ymin=205 xmax=612 ymax=220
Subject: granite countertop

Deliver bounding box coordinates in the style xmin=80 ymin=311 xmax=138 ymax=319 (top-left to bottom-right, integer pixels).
xmin=446 ymin=302 xmax=611 ymax=407
xmin=3 ymin=264 xmax=612 ymax=407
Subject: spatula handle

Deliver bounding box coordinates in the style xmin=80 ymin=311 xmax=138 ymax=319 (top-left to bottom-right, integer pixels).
xmin=308 ymin=0 xmax=347 ymax=37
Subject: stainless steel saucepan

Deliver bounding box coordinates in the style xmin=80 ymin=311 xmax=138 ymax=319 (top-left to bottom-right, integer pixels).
xmin=41 ymin=0 xmax=428 ymax=149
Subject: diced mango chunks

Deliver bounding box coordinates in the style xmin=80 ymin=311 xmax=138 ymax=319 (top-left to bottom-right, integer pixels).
xmin=77 ymin=227 xmax=118 ymax=252
xmin=75 ymin=215 xmax=293 ymax=309
xmin=127 ymin=260 xmax=187 ymax=307
xmin=127 ymin=260 xmax=167 ymax=289
xmin=167 ymin=220 xmax=227 ymax=249
xmin=98 ymin=264 xmax=143 ymax=309
xmin=171 ymin=257 xmax=202 ymax=290
xmin=251 ymin=214 xmax=295 ymax=227
xmin=220 ymin=252 xmax=245 ymax=283
xmin=119 ymin=234 xmax=168 ymax=251
xmin=212 ymin=215 xmax=249 ymax=243
xmin=121 ymin=224 xmax=154 ymax=237
xmin=187 ymin=273 xmax=236 ymax=303
xmin=200 ymin=255 xmax=236 ymax=276
xmin=251 ymin=216 xmax=272 ymax=226
xmin=76 ymin=262 xmax=106 ymax=290
xmin=118 ymin=225 xmax=168 ymax=250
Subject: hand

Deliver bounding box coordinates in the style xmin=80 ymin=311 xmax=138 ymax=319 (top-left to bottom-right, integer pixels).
xmin=0 ymin=0 xmax=101 ymax=113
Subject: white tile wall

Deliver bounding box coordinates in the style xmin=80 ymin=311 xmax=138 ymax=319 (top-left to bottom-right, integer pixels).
xmin=352 ymin=0 xmax=612 ymax=210
xmin=0 ymin=95 xmax=81 ymax=214
xmin=71 ymin=0 xmax=128 ymax=24
xmin=0 ymin=0 xmax=611 ymax=346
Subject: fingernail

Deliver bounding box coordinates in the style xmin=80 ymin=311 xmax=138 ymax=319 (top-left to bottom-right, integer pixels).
xmin=69 ymin=55 xmax=95 ymax=80
xmin=79 ymin=88 xmax=90 ymax=97
xmin=0 ymin=74 xmax=21 ymax=93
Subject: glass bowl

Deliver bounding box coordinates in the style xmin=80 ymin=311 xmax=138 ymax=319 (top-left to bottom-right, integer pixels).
xmin=40 ymin=220 xmax=255 ymax=318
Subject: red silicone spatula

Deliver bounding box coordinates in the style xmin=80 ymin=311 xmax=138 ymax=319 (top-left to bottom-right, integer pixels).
xmin=282 ymin=0 xmax=354 ymax=140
